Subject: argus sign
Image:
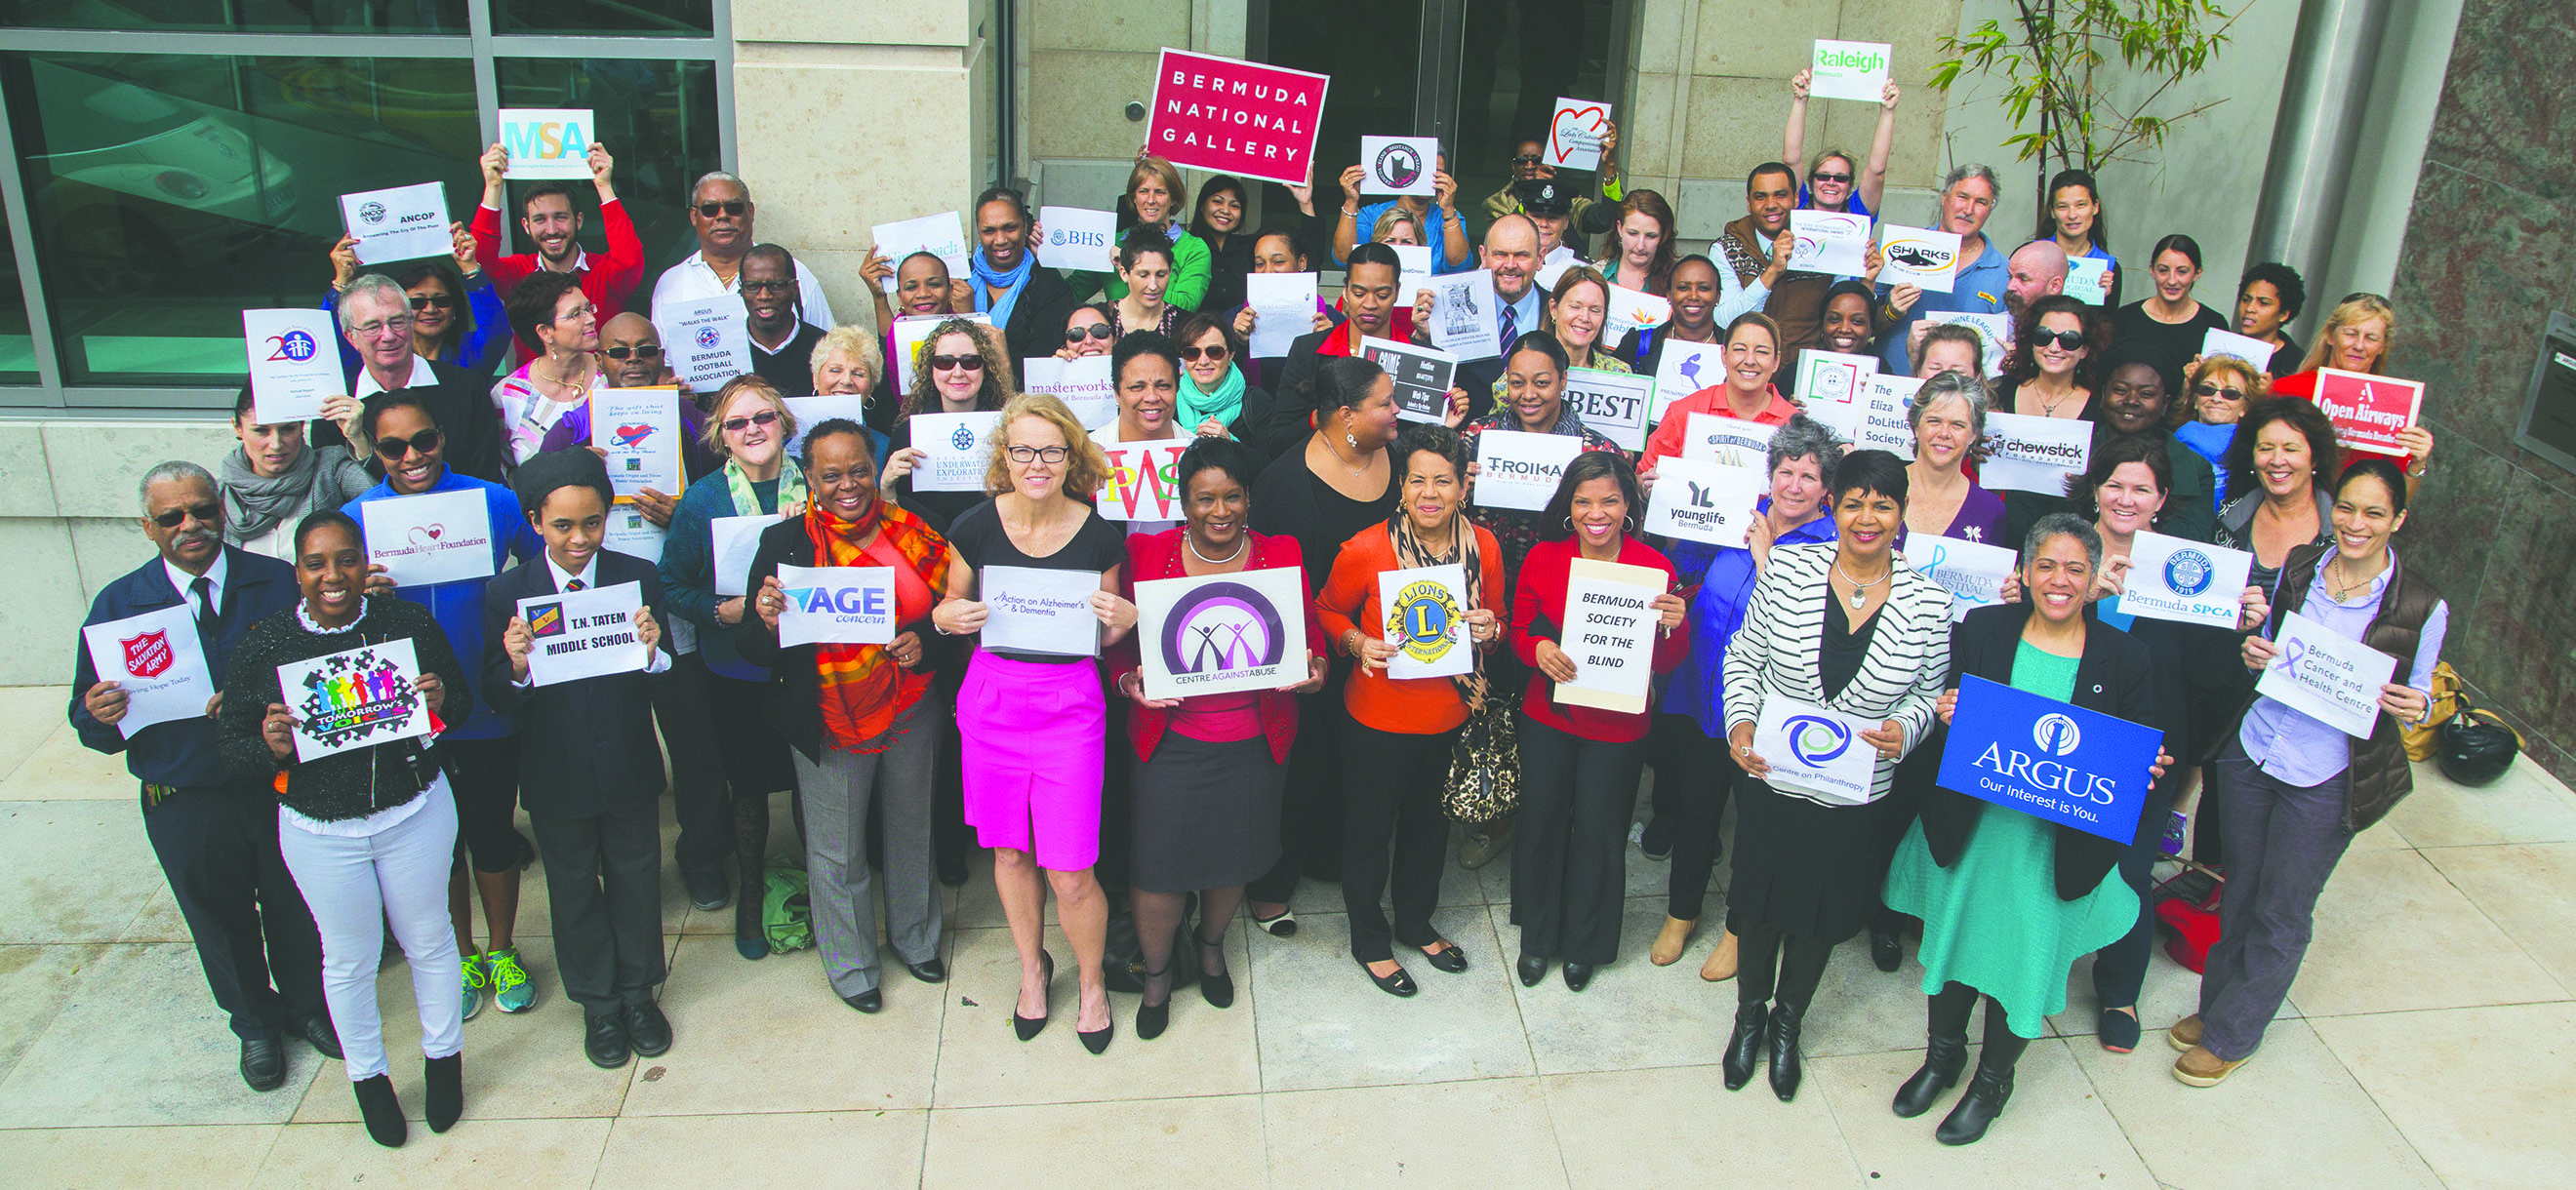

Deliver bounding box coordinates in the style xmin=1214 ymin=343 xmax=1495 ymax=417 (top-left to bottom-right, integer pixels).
xmin=1936 ymin=675 xmax=2164 ymax=843
xmin=1148 ymin=49 xmax=1331 ymax=186
xmin=1136 ymin=566 xmax=1309 ymax=699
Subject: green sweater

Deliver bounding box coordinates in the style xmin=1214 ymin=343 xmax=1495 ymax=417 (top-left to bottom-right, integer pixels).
xmin=1071 ymin=224 xmax=1213 ymax=313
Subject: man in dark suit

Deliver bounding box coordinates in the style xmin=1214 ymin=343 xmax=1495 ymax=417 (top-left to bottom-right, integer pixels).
xmin=480 ymin=451 xmax=675 ymax=1069
xmin=70 ymin=460 xmax=336 ymax=1091
xmin=313 ymin=273 xmax=508 ymax=483
xmin=967 ymin=186 xmax=1076 ymax=387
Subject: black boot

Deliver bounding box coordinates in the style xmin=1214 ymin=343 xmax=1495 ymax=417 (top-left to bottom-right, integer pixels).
xmin=1936 ymin=1061 xmax=2015 ymax=1145
xmin=1766 ymin=1000 xmax=1806 ymax=1101
xmin=423 ymin=1051 xmax=462 ymax=1133
xmin=1721 ymin=1001 xmax=1768 ymax=1091
xmin=1892 ymin=1030 xmax=1969 ymax=1118
xmin=352 ymin=1074 xmax=406 ymax=1148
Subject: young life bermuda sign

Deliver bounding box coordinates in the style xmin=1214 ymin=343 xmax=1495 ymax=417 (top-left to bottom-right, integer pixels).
xmin=1148 ymin=49 xmax=1330 ymax=187
xmin=1936 ymin=674 xmax=2165 ymax=843
xmin=1135 ymin=566 xmax=1309 ymax=700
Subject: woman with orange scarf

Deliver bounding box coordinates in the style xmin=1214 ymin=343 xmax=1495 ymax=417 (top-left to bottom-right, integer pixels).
xmin=741 ymin=418 xmax=956 ymax=1013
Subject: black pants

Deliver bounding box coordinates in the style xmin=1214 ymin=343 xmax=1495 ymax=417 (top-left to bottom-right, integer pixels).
xmin=144 ymin=783 xmax=327 ymax=1040
xmin=1249 ymin=659 xmax=1352 ymax=902
xmin=444 ymin=734 xmax=523 ymax=874
xmin=1510 ymin=716 xmax=1645 ymax=965
xmin=2092 ymin=778 xmax=2179 ymax=1008
xmin=1098 ymin=698 xmax=1136 ymax=906
xmin=650 ymin=651 xmax=732 ymax=879
xmin=1662 ymin=716 xmax=1740 ymax=921
xmin=1736 ymin=927 xmax=1834 ymax=1010
xmin=1340 ymin=719 xmax=1458 ymax=963
xmin=530 ymin=803 xmax=667 ymax=1012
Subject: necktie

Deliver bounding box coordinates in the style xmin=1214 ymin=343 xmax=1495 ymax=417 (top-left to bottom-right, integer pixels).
xmin=566 ymin=577 xmax=586 ymax=592
xmin=1498 ymin=300 xmax=1519 ymax=355
xmin=189 ymin=576 xmax=218 ymax=653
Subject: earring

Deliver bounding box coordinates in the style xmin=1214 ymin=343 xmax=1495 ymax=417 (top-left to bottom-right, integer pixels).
xmin=1347 ymin=433 xmax=1358 ymax=449
xmin=1565 ymin=516 xmax=1576 ymax=532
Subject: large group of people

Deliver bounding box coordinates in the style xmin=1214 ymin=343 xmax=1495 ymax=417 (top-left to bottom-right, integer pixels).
xmin=68 ymin=57 xmax=2451 ymax=1155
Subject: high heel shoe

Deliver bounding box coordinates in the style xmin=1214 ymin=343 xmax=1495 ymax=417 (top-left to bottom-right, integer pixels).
xmin=1721 ymin=1002 xmax=1768 ymax=1091
xmin=1013 ymin=950 xmax=1054 ymax=1042
xmin=1136 ymin=965 xmax=1172 ymax=1042
xmin=1195 ymin=930 xmax=1234 ymax=1009
xmin=353 ymin=1073 xmax=406 ymax=1148
xmin=1935 ymin=1062 xmax=2015 ymax=1145
xmin=1767 ymin=1001 xmax=1807 ymax=1102
xmin=1077 ymin=993 xmax=1115 ymax=1054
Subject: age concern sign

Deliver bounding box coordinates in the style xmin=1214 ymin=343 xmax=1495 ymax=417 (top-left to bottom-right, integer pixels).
xmin=1147 ymin=49 xmax=1330 ymax=187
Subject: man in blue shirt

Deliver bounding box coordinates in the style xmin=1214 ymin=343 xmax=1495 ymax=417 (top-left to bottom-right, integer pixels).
xmin=70 ymin=461 xmax=335 ymax=1092
xmin=1880 ymin=164 xmax=2010 ymax=375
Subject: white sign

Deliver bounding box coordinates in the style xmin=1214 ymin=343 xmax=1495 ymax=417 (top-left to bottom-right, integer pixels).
xmin=81 ymin=604 xmax=215 ymax=736
xmin=339 ymin=181 xmax=451 ymax=265
xmin=1472 ymin=429 xmax=1583 ymax=511
xmin=1546 ymin=97 xmax=1613 ymax=171
xmin=1790 ymin=211 xmax=1872 ymax=276
xmin=2115 ymin=532 xmax=2254 ymax=628
xmin=1652 ymin=340 xmax=1728 ymax=420
xmin=517 ymin=580 xmax=649 ymax=687
xmin=242 ymin=308 xmax=340 ymax=424
xmin=890 ymin=311 xmax=991 ymax=395
xmin=706 ymin=514 xmax=769 ymax=598
xmin=1980 ymin=412 xmax=2093 ymax=495
xmin=1034 ymin=206 xmax=1117 ymax=272
xmin=1379 ymin=564 xmax=1471 ymax=681
xmin=1792 ymin=349 xmax=1878 ymax=427
xmin=1554 ymin=557 xmax=1664 ymax=714
xmin=869 ymin=212 xmax=971 ymax=294
xmin=1244 ymin=272 xmax=1319 ymax=359
xmin=359 ymin=490 xmax=496 ymax=588
xmin=1360 ymin=337 xmax=1459 ymax=423
xmin=1810 ymin=39 xmax=1894 ymax=103
xmin=909 ymin=411 xmax=1001 ymax=494
xmin=657 ymin=297 xmax=751 ymax=390
xmin=1753 ymin=697 xmax=1876 ymax=803
xmin=979 ymin=565 xmax=1101 ymax=657
xmin=1023 ymin=355 xmax=1116 ymax=429
xmin=1681 ymin=412 xmax=1781 ymax=468
xmin=1908 ymin=535 xmax=2018 ymax=621
xmin=1135 ymin=566 xmax=1310 ymax=699
xmin=1642 ymin=456 xmax=1764 ymax=547
xmin=1561 ymin=368 xmax=1656 ymax=452
xmin=782 ymin=393 xmax=870 ymax=460
xmin=777 ymin=565 xmax=898 ymax=648
xmin=2258 ymin=611 xmax=2400 ymax=739
xmin=1855 ymin=373 xmax=1922 ymax=456
xmin=589 ymin=388 xmax=684 ymax=501
xmin=2066 ymin=257 xmax=2113 ymax=306
xmin=1930 ymin=310 xmax=2013 ymax=376
xmin=275 ymin=638 xmax=428 ymax=762
xmin=1359 ymin=135 xmax=1440 ymax=196
xmin=1604 ymin=285 xmax=1672 ymax=347
xmin=497 ymin=107 xmax=594 ymax=180
xmin=1425 ymin=270 xmax=1503 ymax=362
xmin=603 ymin=503 xmax=666 ymax=563
xmin=1877 ymin=223 xmax=1963 ymax=294
xmin=1096 ymin=439 xmax=1191 ymax=522
xmin=2200 ymin=327 xmax=2278 ymax=369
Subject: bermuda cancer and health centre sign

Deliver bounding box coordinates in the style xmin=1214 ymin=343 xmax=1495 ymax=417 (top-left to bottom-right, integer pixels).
xmin=1147 ymin=49 xmax=1330 ymax=186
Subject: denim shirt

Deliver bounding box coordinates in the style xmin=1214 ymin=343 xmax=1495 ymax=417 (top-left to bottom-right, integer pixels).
xmin=1661 ymin=503 xmax=1838 ymax=735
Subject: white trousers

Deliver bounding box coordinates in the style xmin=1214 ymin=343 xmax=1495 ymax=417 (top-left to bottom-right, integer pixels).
xmin=277 ymin=783 xmax=465 ymax=1081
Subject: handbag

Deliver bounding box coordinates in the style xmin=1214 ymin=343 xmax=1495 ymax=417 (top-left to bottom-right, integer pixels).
xmin=2435 ymin=694 xmax=2523 ymax=787
xmin=1440 ymin=696 xmax=1521 ymax=824
xmin=2399 ymin=661 xmax=2464 ymax=762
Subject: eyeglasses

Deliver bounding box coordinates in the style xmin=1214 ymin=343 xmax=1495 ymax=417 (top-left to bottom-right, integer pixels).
xmin=2193 ymin=383 xmax=2247 ymax=402
xmin=553 ymin=301 xmax=595 ymax=322
xmin=1180 ymin=343 xmax=1229 ymax=362
xmin=2030 ymin=329 xmax=2088 ymax=351
xmin=739 ymin=279 xmax=791 ymax=295
xmin=1066 ymin=324 xmax=1113 ymax=343
xmin=1810 ymin=171 xmax=1854 ymax=185
xmin=695 ymin=200 xmax=748 ymax=218
xmin=373 ymin=428 xmax=443 ymax=459
xmin=929 ymin=354 xmax=985 ymax=373
xmin=150 ymin=502 xmax=220 ymax=529
xmin=350 ymin=315 xmax=415 ymax=338
xmin=1006 ymin=445 xmax=1070 ymax=464
xmin=408 ymin=294 xmax=455 ymax=311
xmin=1511 ymin=154 xmax=1542 ymax=165
xmin=602 ymin=344 xmax=663 ymax=360
xmin=720 ymin=410 xmax=782 ymax=434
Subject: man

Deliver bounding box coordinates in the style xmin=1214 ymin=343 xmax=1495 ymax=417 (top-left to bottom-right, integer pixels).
xmin=1252 ymin=241 xmax=1411 ymax=459
xmin=470 ymin=139 xmax=648 ymax=357
xmin=2004 ymin=239 xmax=2071 ymax=323
xmin=1518 ymin=179 xmax=1587 ymax=265
xmin=742 ymin=244 xmax=825 ymax=397
xmin=1879 ymin=165 xmax=2011 ymax=375
xmin=1484 ymin=125 xmax=1625 ymax=239
xmin=70 ymin=461 xmax=336 ymax=1091
xmin=1716 ymin=161 xmax=1802 ymax=340
xmin=649 ymin=172 xmax=834 ymax=328
xmin=967 ymin=186 xmax=1076 ymax=384
xmin=317 ymin=274 xmax=506 ymax=483
xmin=1413 ymin=215 xmax=1544 ymax=413
xmin=483 ymin=450 xmax=675 ymax=1069
xmin=598 ymin=312 xmax=675 ymax=390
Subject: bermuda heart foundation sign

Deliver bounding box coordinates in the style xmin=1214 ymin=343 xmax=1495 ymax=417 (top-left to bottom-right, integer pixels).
xmin=1548 ymin=98 xmax=1613 ymax=171
xmin=1135 ymin=566 xmax=1309 ymax=699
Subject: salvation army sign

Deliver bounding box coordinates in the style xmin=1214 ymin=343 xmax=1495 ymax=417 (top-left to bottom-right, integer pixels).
xmin=1148 ymin=50 xmax=1330 ymax=186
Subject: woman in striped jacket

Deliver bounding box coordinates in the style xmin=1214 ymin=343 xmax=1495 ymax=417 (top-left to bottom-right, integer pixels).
xmin=1716 ymin=449 xmax=1952 ymax=1104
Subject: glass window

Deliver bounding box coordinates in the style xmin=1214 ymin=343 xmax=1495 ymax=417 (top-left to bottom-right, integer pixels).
xmin=0 ymin=0 xmax=470 ymax=33
xmin=494 ymin=58 xmax=720 ymax=294
xmin=0 ymin=217 xmax=33 ymax=385
xmin=4 ymin=52 xmax=478 ymax=386
xmin=490 ymin=0 xmax=710 ymax=36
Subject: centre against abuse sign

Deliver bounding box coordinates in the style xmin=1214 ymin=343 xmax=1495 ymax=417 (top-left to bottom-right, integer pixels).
xmin=1148 ymin=49 xmax=1329 ymax=187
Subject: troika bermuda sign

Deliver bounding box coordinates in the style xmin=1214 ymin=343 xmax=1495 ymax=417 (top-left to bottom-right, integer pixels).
xmin=1147 ymin=50 xmax=1330 ymax=186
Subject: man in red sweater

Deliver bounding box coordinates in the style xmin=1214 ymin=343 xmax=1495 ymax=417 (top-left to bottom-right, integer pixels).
xmin=470 ymin=140 xmax=648 ymax=358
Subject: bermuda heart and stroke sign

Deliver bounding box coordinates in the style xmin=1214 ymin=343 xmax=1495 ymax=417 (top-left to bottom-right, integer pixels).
xmin=1548 ymin=99 xmax=1612 ymax=171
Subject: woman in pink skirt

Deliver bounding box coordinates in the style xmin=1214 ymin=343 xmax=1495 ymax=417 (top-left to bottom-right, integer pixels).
xmin=932 ymin=393 xmax=1138 ymax=1053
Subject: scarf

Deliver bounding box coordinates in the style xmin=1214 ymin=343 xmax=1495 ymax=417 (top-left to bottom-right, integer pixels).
xmin=723 ymin=455 xmax=806 ymax=521
xmin=221 ymin=445 xmax=318 ymax=543
xmin=1179 ymin=362 xmax=1247 ymax=431
xmin=1388 ymin=511 xmax=1488 ymax=710
xmin=805 ymin=501 xmax=951 ymax=752
xmin=971 ymin=245 xmax=1036 ymax=330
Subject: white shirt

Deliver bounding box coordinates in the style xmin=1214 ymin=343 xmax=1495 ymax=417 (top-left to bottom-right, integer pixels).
xmin=355 ymin=353 xmax=439 ymax=398
xmin=649 ymin=251 xmax=834 ymax=329
xmin=510 ymin=553 xmax=672 ymax=686
xmin=164 ymin=551 xmax=229 ymax=621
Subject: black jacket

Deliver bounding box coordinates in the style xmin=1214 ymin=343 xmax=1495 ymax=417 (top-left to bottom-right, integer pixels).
xmin=1251 ymin=328 xmax=1336 ymax=459
xmin=998 ymin=266 xmax=1078 ymax=389
xmin=70 ymin=547 xmax=301 ymax=789
xmin=218 ymin=595 xmax=471 ymax=822
xmin=734 ymin=515 xmax=959 ymax=763
xmin=1923 ymin=601 xmax=2164 ymax=900
xmin=313 ymin=358 xmax=508 ymax=486
xmin=477 ymin=550 xmax=671 ymax=818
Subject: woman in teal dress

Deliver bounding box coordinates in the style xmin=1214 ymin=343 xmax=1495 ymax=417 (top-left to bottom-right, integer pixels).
xmin=1882 ymin=513 xmax=2171 ymax=1145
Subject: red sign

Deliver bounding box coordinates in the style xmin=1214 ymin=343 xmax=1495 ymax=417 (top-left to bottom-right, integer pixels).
xmin=1147 ymin=49 xmax=1330 ymax=187
xmin=2311 ymin=367 xmax=2425 ymax=456
xmin=121 ymin=630 xmax=174 ymax=679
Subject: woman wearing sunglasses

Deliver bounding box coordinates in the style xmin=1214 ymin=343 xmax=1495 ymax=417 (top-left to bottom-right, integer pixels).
xmin=2176 ymin=355 xmax=2265 ymax=506
xmin=1170 ymin=313 xmax=1273 ymax=453
xmin=885 ymin=320 xmax=1017 ymax=536
xmin=1059 ymin=304 xmax=1116 ymax=360
xmin=1783 ymin=70 xmax=1899 ymax=218
xmin=339 ymin=393 xmax=543 ymax=1022
xmin=325 ymin=222 xmax=509 ymax=380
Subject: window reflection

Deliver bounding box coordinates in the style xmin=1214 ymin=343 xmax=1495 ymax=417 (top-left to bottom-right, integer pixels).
xmin=495 ymin=58 xmax=720 ymax=288
xmin=0 ymin=0 xmax=470 ymax=33
xmin=489 ymin=0 xmax=709 ymax=36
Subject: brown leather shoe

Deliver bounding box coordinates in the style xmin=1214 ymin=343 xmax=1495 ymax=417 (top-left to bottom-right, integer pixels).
xmin=1650 ymin=917 xmax=1696 ymax=966
xmin=2172 ymin=1044 xmax=2247 ymax=1087
xmin=1699 ymin=930 xmax=1740 ymax=981
xmin=2167 ymin=1014 xmax=2204 ymax=1052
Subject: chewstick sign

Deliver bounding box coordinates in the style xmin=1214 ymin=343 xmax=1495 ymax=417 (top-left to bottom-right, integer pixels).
xmin=1148 ymin=49 xmax=1330 ymax=186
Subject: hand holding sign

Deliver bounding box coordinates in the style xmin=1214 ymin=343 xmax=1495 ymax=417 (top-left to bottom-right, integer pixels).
xmin=497 ymin=109 xmax=595 ymax=179
xmin=1547 ymin=99 xmax=1613 ymax=171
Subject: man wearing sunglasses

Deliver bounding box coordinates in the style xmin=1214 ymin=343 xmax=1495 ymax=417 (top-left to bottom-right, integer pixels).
xmin=649 ymin=172 xmax=834 ymax=333
xmin=1481 ymin=128 xmax=1625 ymax=243
xmin=313 ymin=274 xmax=507 ymax=485
xmin=70 ymin=461 xmax=335 ymax=1093
xmin=471 ymin=140 xmax=648 ymax=359
xmin=742 ymin=244 xmax=826 ymax=398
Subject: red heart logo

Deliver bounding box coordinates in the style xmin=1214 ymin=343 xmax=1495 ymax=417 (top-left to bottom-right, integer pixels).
xmin=1550 ymin=104 xmax=1609 ymax=166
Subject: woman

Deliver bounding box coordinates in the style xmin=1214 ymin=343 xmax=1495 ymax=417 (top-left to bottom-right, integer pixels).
xmin=2216 ymin=398 xmax=2339 ymax=592
xmin=1230 ymin=227 xmax=1334 ymax=390
xmin=1463 ymin=333 xmax=1627 ymax=594
xmin=1374 ymin=209 xmax=1423 ymax=246
xmin=1994 ymin=295 xmax=2099 ymax=421
xmin=1173 ymin=313 xmax=1275 ymax=450
xmin=1817 ymin=279 xmax=1882 ymax=360
xmin=2177 ymin=354 xmax=2264 ymax=506
xmin=1900 ymin=372 xmax=2006 ymax=546
xmin=491 ymin=272 xmax=602 ymax=468
xmin=1720 ymin=450 xmax=1952 ymax=1102
xmin=1881 ymin=514 xmax=2162 ymax=1144
xmin=1912 ymin=324 xmax=1986 ymax=380
xmin=1098 ymin=156 xmax=1210 ymax=311
xmin=1109 ymin=437 xmax=1328 ymax=1038
xmin=2092 ymin=339 xmax=2219 ymax=542
xmin=2037 ymin=169 xmax=2120 ymax=306
xmin=1333 ymin=152 xmax=1470 ymax=273
xmin=1619 ymin=256 xmax=1722 ymax=374
xmin=1601 ymin=191 xmax=1677 ymax=297
xmin=932 ymin=394 xmax=1136 ymax=1052
xmin=740 ymin=419 xmax=949 ymax=1012
xmin=218 ymin=510 xmax=468 ymax=1147
xmin=864 ymin=248 xmax=961 ymax=334
xmin=326 ymin=224 xmax=507 ymax=379
xmin=2234 ymin=262 xmax=2308 ymax=378
xmin=1783 ymin=70 xmax=1898 ymax=217
xmin=1509 ymin=453 xmax=1688 ymax=989
xmin=2112 ymin=234 xmax=2227 ymax=379
xmin=808 ymin=323 xmax=897 ymax=444
xmin=1062 ymin=303 xmax=1116 ymax=359
xmin=1092 ymin=330 xmax=1192 ymax=540
xmin=1191 ymin=175 xmax=1254 ymax=316
xmin=1537 ymin=267 xmax=1630 ymax=376
xmin=2177 ymin=459 xmax=2446 ymax=1088
xmin=1652 ymin=418 xmax=1841 ymax=976
xmin=659 ymin=377 xmax=808 ymax=957
xmin=1065 ymin=231 xmax=1181 ymax=345
xmin=221 ymin=383 xmax=372 ymax=562
xmin=1252 ymin=243 xmax=1418 ymax=459
xmin=1315 ymin=421 xmax=1503 ymax=995
xmin=1244 ymin=356 xmax=1401 ymax=932
xmin=1641 ymin=312 xmax=1797 ymax=471
xmin=2269 ymin=294 xmax=2433 ymax=482
xmin=886 ymin=319 xmax=1017 ymax=535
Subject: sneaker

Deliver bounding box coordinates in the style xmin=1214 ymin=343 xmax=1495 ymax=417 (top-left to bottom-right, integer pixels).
xmin=1460 ymin=822 xmax=1512 ymax=870
xmin=487 ymin=946 xmax=537 ymax=1013
xmin=460 ymin=951 xmax=490 ymax=1021
xmin=2167 ymin=1013 xmax=2204 ymax=1052
xmin=2172 ymin=1044 xmax=2248 ymax=1088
